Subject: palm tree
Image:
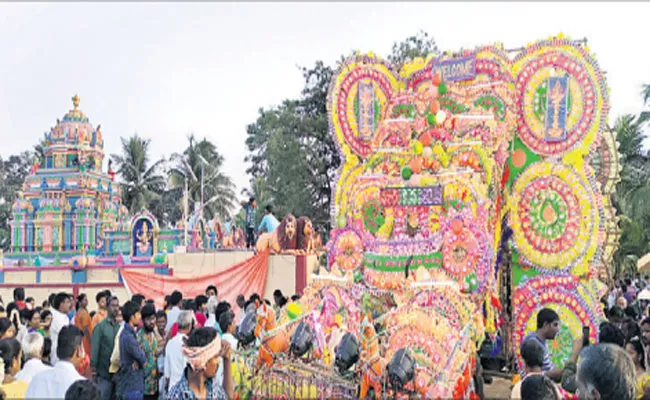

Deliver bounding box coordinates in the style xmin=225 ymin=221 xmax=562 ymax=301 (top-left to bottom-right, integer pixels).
xmin=111 ymin=134 xmax=166 ymax=213
xmin=34 ymin=136 xmax=47 ymax=166
xmin=612 ymin=111 xmax=650 ymax=277
xmin=642 ymin=84 xmax=650 ymax=106
xmin=613 ymin=114 xmax=650 ymax=211
xmin=169 ymin=135 xmax=236 ymax=221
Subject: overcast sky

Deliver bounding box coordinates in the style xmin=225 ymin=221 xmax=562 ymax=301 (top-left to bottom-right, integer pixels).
xmin=1 ymin=2 xmax=649 ymax=196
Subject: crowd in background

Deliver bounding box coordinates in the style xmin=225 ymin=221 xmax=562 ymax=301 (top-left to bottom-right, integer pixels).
xmin=0 ymin=285 xmax=298 ymax=400
xmin=514 ymin=274 xmax=650 ymax=400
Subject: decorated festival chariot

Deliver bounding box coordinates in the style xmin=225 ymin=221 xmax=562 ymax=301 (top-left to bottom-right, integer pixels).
xmin=231 ymin=33 xmax=619 ymax=399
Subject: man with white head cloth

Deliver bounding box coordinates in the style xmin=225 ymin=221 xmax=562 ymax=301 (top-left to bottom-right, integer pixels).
xmin=164 ymin=311 xmax=195 ymax=391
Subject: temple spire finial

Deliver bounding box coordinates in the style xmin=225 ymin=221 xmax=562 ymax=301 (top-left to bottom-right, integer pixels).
xmin=72 ymin=94 xmax=80 ymax=109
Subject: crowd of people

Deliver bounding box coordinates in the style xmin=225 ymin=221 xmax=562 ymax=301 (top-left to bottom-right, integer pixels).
xmin=513 ymin=276 xmax=650 ymax=400
xmin=4 ymin=274 xmax=650 ymax=399
xmin=0 ymin=285 xmax=297 ymax=400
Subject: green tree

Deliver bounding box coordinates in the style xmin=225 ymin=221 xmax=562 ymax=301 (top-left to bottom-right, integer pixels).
xmin=612 ymin=111 xmax=650 ymax=277
xmin=34 ymin=136 xmax=47 ymax=166
xmin=150 ymin=189 xmax=184 ymax=228
xmin=387 ymin=30 xmax=439 ymax=66
xmin=111 ymin=134 xmax=166 ymax=214
xmin=0 ymin=151 xmax=34 ymax=250
xmin=169 ymin=135 xmax=236 ymax=221
xmin=642 ymin=84 xmax=650 ymax=106
xmin=244 ymin=101 xmax=313 ymax=216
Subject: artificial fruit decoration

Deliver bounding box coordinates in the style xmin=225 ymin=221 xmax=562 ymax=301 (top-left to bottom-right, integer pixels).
xmin=432 ymin=73 xmax=442 ymax=86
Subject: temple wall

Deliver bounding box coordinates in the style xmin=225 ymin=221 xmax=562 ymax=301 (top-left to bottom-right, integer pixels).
xmin=0 ymin=253 xmax=318 ymax=306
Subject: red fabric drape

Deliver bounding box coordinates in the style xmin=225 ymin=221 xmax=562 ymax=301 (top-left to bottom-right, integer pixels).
xmin=121 ymin=250 xmax=270 ymax=309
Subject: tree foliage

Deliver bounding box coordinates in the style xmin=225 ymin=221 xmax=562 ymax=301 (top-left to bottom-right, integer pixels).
xmin=169 ymin=135 xmax=236 ymax=222
xmin=243 ymin=33 xmax=439 ymax=239
xmin=111 ymin=134 xmax=166 ymax=214
xmin=387 ymin=30 xmax=439 ymax=66
xmin=612 ymin=106 xmax=650 ymax=277
xmin=0 ymin=152 xmax=33 ymax=250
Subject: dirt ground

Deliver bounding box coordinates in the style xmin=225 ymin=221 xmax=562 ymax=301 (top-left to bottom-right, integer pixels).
xmin=483 ymin=377 xmax=512 ymax=399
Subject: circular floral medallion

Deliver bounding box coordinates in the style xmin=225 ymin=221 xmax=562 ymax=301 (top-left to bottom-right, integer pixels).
xmin=515 ymin=48 xmax=605 ymax=156
xmin=439 ymin=214 xmax=491 ymax=290
xmin=361 ymin=198 xmax=385 ymax=235
xmin=510 ymin=161 xmax=598 ymax=272
xmin=329 ymin=58 xmax=398 ymax=158
xmin=442 ymin=226 xmax=480 ymax=278
xmin=332 ymin=230 xmax=364 ymax=271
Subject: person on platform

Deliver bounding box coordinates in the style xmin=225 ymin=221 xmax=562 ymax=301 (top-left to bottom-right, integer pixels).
xmin=165 ymin=327 xmax=233 ymax=400
xmin=258 ymin=205 xmax=280 ymax=235
xmin=0 ymin=337 xmax=28 ymax=398
xmin=50 ymin=292 xmax=72 ymax=365
xmin=26 ymin=325 xmax=86 ymax=399
xmin=241 ymin=197 xmax=257 ymax=249
xmin=91 ymin=296 xmax=120 ymax=400
xmin=16 ymin=332 xmax=51 ymax=384
xmin=116 ymin=301 xmax=146 ymax=400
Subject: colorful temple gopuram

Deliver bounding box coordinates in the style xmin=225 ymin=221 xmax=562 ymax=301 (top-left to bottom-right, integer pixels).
xmin=5 ymin=96 xmax=193 ymax=265
xmin=9 ymin=95 xmax=128 ymax=255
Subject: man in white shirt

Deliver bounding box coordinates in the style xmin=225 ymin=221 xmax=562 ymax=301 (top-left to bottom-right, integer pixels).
xmin=26 ymin=325 xmax=86 ymax=399
xmin=165 ymin=290 xmax=183 ymax=332
xmin=164 ymin=310 xmax=193 ymax=390
xmin=49 ymin=292 xmax=72 ymax=365
xmin=206 ymin=295 xmax=219 ymax=330
xmin=16 ymin=332 xmax=51 ymax=383
xmin=236 ymin=295 xmax=246 ymax=325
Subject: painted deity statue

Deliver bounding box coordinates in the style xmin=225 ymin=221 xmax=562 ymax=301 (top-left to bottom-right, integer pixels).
xmin=137 ymin=223 xmax=153 ymax=254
